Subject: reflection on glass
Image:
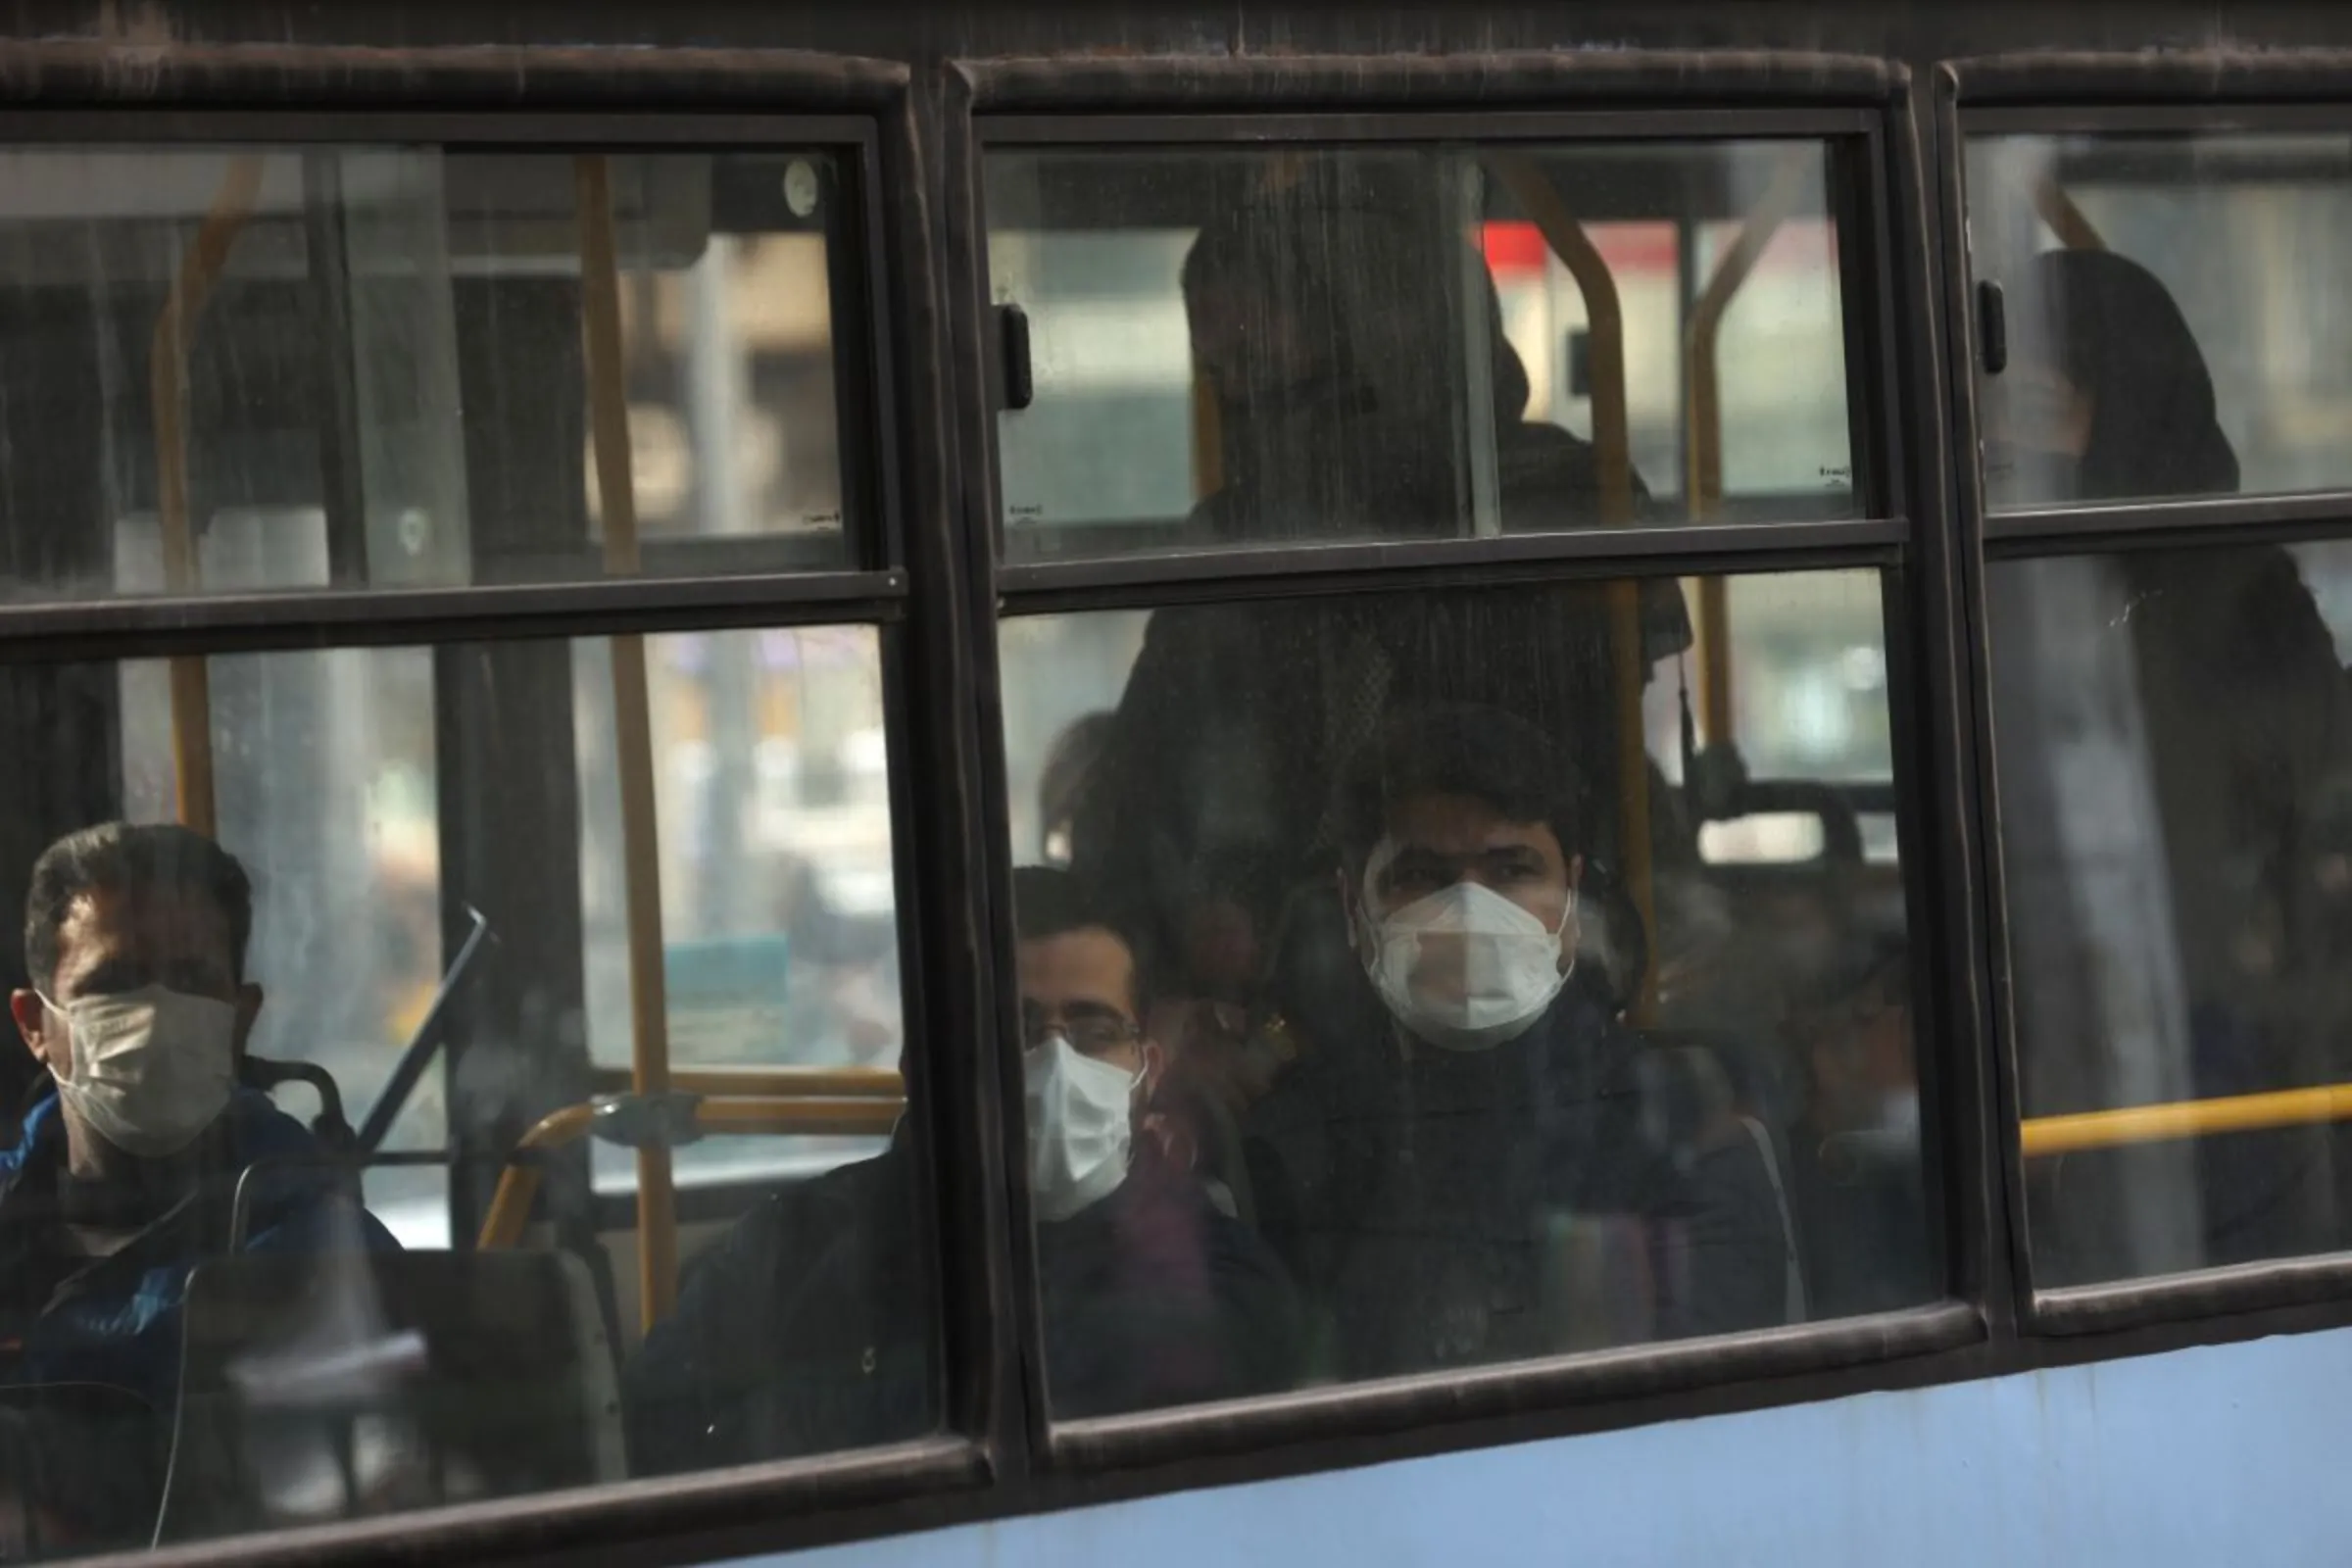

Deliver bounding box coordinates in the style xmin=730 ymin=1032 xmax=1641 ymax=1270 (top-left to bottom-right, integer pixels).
xmin=1970 ymin=132 xmax=2352 ymax=508
xmin=0 ymin=146 xmax=854 ymax=603
xmin=121 ymin=645 xmax=447 ymax=1247
xmin=1001 ymin=570 xmax=1928 ymax=1400
xmin=985 ymin=142 xmax=1854 ymax=560
xmin=1993 ymin=539 xmax=2352 ymax=1287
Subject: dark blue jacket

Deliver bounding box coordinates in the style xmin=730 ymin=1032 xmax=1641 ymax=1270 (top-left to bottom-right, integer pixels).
xmin=0 ymin=1088 xmax=400 ymax=1413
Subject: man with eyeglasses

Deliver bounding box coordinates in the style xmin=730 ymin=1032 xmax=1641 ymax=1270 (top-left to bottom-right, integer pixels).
xmin=1009 ymin=867 xmax=1300 ymax=1419
xmin=624 ymin=866 xmax=1299 ymax=1478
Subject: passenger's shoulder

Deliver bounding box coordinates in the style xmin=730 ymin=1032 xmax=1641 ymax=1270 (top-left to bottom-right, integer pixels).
xmin=714 ymin=1151 xmax=903 ymax=1264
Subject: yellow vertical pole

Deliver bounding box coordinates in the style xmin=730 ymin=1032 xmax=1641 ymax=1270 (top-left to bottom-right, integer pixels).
xmin=1684 ymin=148 xmax=1815 ymax=754
xmin=575 ymin=155 xmax=678 ymax=1333
xmin=1487 ymin=157 xmax=1653 ymax=1022
xmin=151 ymin=154 xmax=266 ymax=837
xmin=1694 ymin=578 xmax=1732 ymax=748
xmin=1191 ymin=370 xmax=1222 ymax=502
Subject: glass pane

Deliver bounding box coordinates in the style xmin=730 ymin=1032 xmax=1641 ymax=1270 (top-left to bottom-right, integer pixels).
xmin=574 ymin=626 xmax=900 ymax=1195
xmin=1992 ymin=538 xmax=2352 ymax=1286
xmin=119 ymin=643 xmax=449 ymax=1250
xmin=0 ymin=146 xmax=858 ymax=603
xmin=999 ymin=569 xmax=1929 ymax=1410
xmin=985 ymin=141 xmax=1856 ymax=562
xmin=1968 ymin=131 xmax=2352 ymax=509
xmin=0 ymin=625 xmax=926 ymax=1553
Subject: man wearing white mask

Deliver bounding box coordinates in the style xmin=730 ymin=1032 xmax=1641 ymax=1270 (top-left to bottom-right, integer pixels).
xmin=624 ymin=867 xmax=1298 ymax=1477
xmin=1010 ymin=867 xmax=1299 ymax=1418
xmin=0 ymin=823 xmax=396 ymax=1531
xmin=1250 ymin=705 xmax=1794 ymax=1379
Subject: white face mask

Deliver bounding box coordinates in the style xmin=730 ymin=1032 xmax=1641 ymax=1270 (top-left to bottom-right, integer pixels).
xmin=41 ymin=984 xmax=239 ymax=1158
xmin=1361 ymin=879 xmax=1573 ymax=1053
xmin=1023 ymin=1035 xmax=1140 ymax=1223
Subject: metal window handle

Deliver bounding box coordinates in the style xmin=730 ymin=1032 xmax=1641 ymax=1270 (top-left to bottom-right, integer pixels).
xmin=998 ymin=302 xmax=1035 ymax=411
xmin=1977 ymin=278 xmax=2008 ymax=375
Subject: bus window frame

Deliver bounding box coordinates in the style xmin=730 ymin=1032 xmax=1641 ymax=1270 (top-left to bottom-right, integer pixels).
xmin=1940 ymin=56 xmax=2352 ymax=1340
xmin=0 ymin=46 xmax=1031 ymax=1568
xmin=37 ymin=28 xmax=2352 ymax=1568
xmin=973 ymin=106 xmax=1897 ymax=588
xmin=949 ymin=51 xmax=2004 ymax=1483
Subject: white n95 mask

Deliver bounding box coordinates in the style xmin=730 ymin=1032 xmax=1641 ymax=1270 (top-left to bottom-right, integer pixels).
xmin=43 ymin=985 xmax=238 ymax=1157
xmin=1023 ymin=1035 xmax=1140 ymax=1222
xmin=1363 ymin=881 xmax=1573 ymax=1053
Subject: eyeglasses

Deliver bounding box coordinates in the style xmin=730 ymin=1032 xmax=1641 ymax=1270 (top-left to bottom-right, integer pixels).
xmin=1019 ymin=1002 xmax=1141 ymax=1056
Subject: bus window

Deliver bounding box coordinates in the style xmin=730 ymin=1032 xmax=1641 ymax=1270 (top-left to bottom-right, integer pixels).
xmin=1000 ymin=566 xmax=1933 ymax=1407
xmin=0 ymin=145 xmax=859 ymax=605
xmin=1991 ymin=537 xmax=2352 ymax=1287
xmin=0 ymin=131 xmax=925 ymax=1551
xmin=573 ymin=626 xmax=901 ymax=1200
xmin=119 ymin=640 xmax=448 ymax=1248
xmin=0 ymin=627 xmax=933 ymax=1541
xmin=984 ymin=140 xmax=1856 ymax=562
xmin=1968 ymin=131 xmax=2352 ymax=509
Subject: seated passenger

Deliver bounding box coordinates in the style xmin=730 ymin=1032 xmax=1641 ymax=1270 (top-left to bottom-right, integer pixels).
xmin=623 ymin=867 xmax=1299 ymax=1477
xmin=0 ymin=823 xmax=396 ymax=1545
xmin=0 ymin=823 xmax=397 ymax=1411
xmin=1247 ymin=706 xmax=1799 ymax=1380
xmin=1782 ymin=935 xmax=1931 ymax=1318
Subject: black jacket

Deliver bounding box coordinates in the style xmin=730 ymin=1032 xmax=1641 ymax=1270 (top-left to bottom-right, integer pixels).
xmin=623 ymin=1142 xmax=1301 ymax=1476
xmin=1245 ymin=978 xmax=1796 ymax=1380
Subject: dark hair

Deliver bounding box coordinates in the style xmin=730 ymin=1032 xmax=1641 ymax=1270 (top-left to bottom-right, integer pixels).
xmin=2027 ymin=248 xmax=2239 ymax=502
xmin=1010 ymin=864 xmax=1155 ymax=1020
xmin=24 ymin=822 xmax=253 ymax=993
xmin=1335 ymin=704 xmax=1589 ymax=873
xmin=1179 ymin=165 xmax=1535 ymax=429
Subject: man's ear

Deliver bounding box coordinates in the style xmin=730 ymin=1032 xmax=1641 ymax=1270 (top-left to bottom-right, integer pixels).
xmin=1138 ymin=1038 xmax=1166 ymax=1097
xmin=232 ymin=982 xmax=265 ymax=1056
xmin=9 ymin=990 xmax=52 ymax=1072
xmin=1560 ymin=855 xmax=1588 ymax=967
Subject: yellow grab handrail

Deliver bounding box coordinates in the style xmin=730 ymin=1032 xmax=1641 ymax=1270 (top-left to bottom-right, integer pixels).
xmin=574 ymin=154 xmax=683 ymax=1335
xmin=1485 ymin=157 xmax=1634 ymax=528
xmin=1693 ymin=576 xmax=1733 ymax=749
xmin=1686 ymin=147 xmax=1816 ymax=521
xmin=475 ymin=1094 xmax=906 ymax=1252
xmin=2033 ymin=172 xmax=2106 ymax=253
xmin=2021 ymin=1084 xmax=2352 ymax=1159
xmin=1485 ymin=156 xmax=1655 ymax=1025
xmin=1681 ymin=150 xmax=1815 ymax=760
xmin=586 ymin=1065 xmax=904 ymax=1100
xmin=151 ymin=154 xmax=266 ymax=837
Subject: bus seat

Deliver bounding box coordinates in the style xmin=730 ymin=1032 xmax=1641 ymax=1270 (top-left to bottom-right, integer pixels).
xmin=155 ymin=1250 xmax=621 ymax=1544
xmin=238 ymin=1054 xmax=357 ymax=1157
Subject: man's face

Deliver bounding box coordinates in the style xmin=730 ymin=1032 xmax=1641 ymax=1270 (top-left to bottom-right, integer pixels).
xmin=1016 ymin=927 xmax=1154 ymax=1081
xmin=11 ymin=885 xmax=259 ymax=1075
xmin=1352 ymin=792 xmax=1582 ymax=1004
